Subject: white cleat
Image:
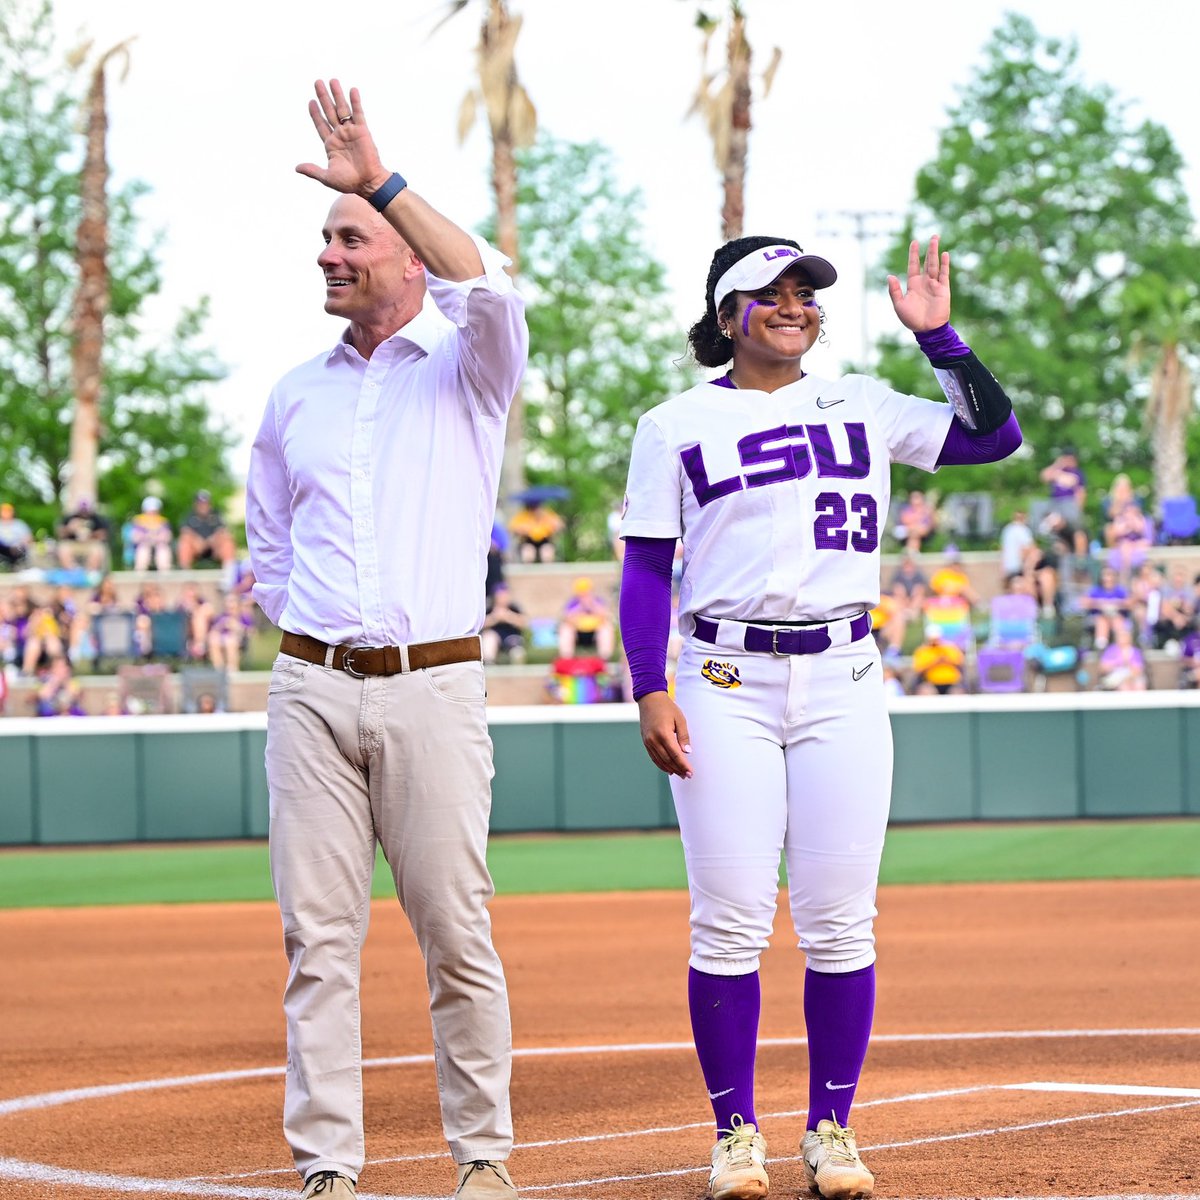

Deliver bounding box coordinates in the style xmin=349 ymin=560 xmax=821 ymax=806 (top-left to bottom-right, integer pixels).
xmin=708 ymin=1116 xmax=769 ymax=1199
xmin=802 ymin=1117 xmax=873 ymax=1199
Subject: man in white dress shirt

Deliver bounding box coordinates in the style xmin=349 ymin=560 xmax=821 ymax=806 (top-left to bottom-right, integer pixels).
xmin=246 ymin=80 xmax=527 ymax=1200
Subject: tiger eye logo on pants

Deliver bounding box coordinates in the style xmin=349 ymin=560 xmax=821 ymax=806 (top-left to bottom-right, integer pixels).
xmin=701 ymin=660 xmax=742 ymax=689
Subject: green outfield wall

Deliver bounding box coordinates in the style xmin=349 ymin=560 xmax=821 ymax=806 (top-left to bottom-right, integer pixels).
xmin=2 ymin=693 xmax=1199 ymax=845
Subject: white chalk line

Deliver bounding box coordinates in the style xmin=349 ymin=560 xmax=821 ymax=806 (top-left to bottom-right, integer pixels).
xmin=4 ymin=1030 xmax=1200 ymax=1198
xmin=6 ymin=1026 xmax=1199 ymax=1119
xmin=503 ymin=1097 xmax=1200 ymax=1195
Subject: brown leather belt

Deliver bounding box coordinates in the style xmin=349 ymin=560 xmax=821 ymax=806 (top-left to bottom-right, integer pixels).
xmin=280 ymin=630 xmax=481 ymax=677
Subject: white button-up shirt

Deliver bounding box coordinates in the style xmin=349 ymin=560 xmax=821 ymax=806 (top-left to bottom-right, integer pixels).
xmin=246 ymin=236 xmax=527 ymax=646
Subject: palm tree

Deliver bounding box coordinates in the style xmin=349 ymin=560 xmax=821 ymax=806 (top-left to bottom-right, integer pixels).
xmin=687 ymin=2 xmax=781 ymax=240
xmin=1125 ymin=244 xmax=1200 ymax=509
xmin=438 ymin=0 xmax=536 ymax=502
xmin=67 ymin=36 xmax=133 ymax=511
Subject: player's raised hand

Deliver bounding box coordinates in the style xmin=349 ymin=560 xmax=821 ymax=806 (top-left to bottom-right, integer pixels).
xmin=296 ymin=79 xmax=392 ymax=199
xmin=637 ymin=692 xmax=694 ymax=779
xmin=887 ymin=236 xmax=951 ymax=332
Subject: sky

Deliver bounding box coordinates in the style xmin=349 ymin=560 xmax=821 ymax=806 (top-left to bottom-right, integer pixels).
xmin=46 ymin=0 xmax=1200 ymax=480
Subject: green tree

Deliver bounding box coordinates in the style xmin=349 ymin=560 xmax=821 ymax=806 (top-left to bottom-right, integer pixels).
xmin=1123 ymin=240 xmax=1200 ymax=507
xmin=870 ymin=13 xmax=1196 ymax=520
xmin=491 ymin=136 xmax=691 ymax=559
xmin=687 ymin=1 xmax=782 ymax=240
xmin=438 ymin=0 xmax=538 ymax=502
xmin=0 ymin=0 xmax=232 ymax=542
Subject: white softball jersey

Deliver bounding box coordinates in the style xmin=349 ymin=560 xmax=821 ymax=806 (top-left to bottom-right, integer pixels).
xmin=622 ymin=372 xmax=955 ymax=632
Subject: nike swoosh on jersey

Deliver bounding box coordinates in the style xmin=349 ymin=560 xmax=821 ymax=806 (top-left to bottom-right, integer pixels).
xmin=707 ymin=1086 xmax=735 ymax=1099
xmin=826 ymin=1080 xmax=856 ymax=1090
xmin=815 ymin=396 xmax=845 ymax=408
xmin=852 ymin=662 xmax=874 ymax=680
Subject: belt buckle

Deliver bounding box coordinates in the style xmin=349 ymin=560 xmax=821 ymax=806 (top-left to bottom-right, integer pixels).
xmin=342 ymin=646 xmax=376 ymax=679
xmin=770 ymin=628 xmax=786 ymax=656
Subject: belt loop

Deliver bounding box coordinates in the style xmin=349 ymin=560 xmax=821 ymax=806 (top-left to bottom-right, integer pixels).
xmin=399 ymin=643 xmax=411 ymax=674
xmin=323 ymin=642 xmax=335 ymax=670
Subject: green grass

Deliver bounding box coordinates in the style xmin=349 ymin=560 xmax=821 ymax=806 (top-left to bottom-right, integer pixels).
xmin=1 ymin=819 xmax=1198 ymax=909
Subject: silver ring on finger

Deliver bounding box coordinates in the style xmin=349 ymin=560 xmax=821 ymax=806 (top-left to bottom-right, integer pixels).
xmin=337 ymin=114 xmax=353 ymax=125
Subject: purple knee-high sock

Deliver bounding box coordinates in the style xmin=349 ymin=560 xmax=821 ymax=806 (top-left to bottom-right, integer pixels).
xmin=688 ymin=967 xmax=761 ymax=1134
xmin=804 ymin=964 xmax=876 ymax=1129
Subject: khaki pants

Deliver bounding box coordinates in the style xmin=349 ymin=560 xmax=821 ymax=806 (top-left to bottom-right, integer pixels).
xmin=266 ymin=653 xmax=512 ymax=1182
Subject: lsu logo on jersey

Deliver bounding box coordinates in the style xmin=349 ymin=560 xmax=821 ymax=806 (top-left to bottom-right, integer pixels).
xmin=701 ymin=659 xmax=742 ymax=689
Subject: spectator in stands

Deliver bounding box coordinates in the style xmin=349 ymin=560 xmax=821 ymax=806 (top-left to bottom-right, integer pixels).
xmin=50 ymin=584 xmax=89 ymax=663
xmin=1040 ymin=447 xmax=1087 ymax=526
xmin=129 ymin=496 xmax=174 ymax=572
xmin=999 ymin=509 xmax=1034 ymax=578
xmin=1179 ymin=625 xmax=1200 ymax=690
xmin=1081 ymin=564 xmax=1132 ymax=649
xmin=174 ymin=582 xmax=215 ymax=660
xmin=557 ymin=576 xmax=615 ymax=660
xmin=55 ymin=497 xmax=110 ymax=573
xmin=870 ymin=590 xmax=906 ymax=663
xmin=1100 ymin=472 xmax=1140 ymax=520
xmin=1128 ymin=562 xmax=1164 ymax=647
xmin=480 ymin=581 xmax=527 ymax=664
xmin=927 ymin=544 xmax=979 ymax=608
xmin=1104 ymin=474 xmax=1153 ymax=580
xmin=486 ymin=518 xmax=509 ymax=600
xmin=207 ymin=592 xmax=254 ymax=672
xmin=0 ymin=502 xmax=34 ymax=569
xmin=0 ymin=592 xmax=21 ymax=675
xmin=1155 ymin=564 xmax=1197 ymax=650
xmin=5 ymin=586 xmax=35 ymax=668
xmin=133 ymin=582 xmax=168 ymax=657
xmin=881 ymin=663 xmax=907 ymax=698
xmin=910 ymin=623 xmax=966 ymax=695
xmin=1020 ymin=516 xmax=1068 ymax=620
xmin=177 ymin=490 xmax=237 ymax=572
xmin=893 ymin=489 xmax=937 ymax=554
xmin=21 ymin=596 xmax=66 ymax=676
xmin=509 ymin=499 xmax=565 ymax=563
xmin=1096 ymin=618 xmax=1148 ymax=691
xmin=34 ymin=654 xmax=87 ymax=716
xmin=886 ymin=552 xmax=928 ymax=646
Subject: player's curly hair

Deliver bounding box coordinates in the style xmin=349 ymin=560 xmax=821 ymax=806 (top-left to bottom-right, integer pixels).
xmin=686 ymin=235 xmax=803 ymax=368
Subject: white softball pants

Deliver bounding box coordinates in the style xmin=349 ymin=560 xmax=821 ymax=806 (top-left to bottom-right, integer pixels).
xmin=671 ymin=634 xmax=892 ymax=976
xmin=266 ymin=654 xmax=513 ymax=1182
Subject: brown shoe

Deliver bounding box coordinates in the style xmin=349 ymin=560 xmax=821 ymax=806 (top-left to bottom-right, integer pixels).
xmin=456 ymin=1159 xmax=518 ymax=1197
xmin=301 ymin=1171 xmax=356 ymax=1199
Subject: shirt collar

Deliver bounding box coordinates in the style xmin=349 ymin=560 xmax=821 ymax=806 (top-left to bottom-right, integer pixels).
xmin=324 ymin=294 xmax=448 ymax=364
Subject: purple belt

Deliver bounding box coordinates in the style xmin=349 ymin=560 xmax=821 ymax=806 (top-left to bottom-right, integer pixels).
xmin=692 ymin=611 xmax=872 ymax=656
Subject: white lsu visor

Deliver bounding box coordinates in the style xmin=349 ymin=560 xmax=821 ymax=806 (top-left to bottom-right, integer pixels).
xmin=712 ymin=244 xmax=837 ymax=311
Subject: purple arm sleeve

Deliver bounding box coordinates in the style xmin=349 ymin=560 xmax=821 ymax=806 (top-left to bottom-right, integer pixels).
xmin=619 ymin=536 xmax=676 ymax=700
xmin=914 ymin=323 xmax=970 ymax=360
xmin=937 ymin=410 xmax=1023 ymax=466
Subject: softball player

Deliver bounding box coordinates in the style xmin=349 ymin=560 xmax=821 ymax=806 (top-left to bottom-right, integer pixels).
xmin=620 ymin=235 xmax=1019 ymax=1200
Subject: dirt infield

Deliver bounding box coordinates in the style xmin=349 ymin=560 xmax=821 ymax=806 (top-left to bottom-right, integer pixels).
xmin=3 ymin=880 xmax=1199 ymax=1199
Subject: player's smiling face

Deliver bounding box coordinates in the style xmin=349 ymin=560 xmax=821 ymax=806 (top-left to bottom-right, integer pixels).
xmin=728 ymin=265 xmax=821 ymax=365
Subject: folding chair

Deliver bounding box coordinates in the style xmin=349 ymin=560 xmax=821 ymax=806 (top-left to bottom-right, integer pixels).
xmin=973 ymin=593 xmax=1037 ymax=693
xmin=148 ymin=609 xmax=189 ymax=662
xmin=921 ymin=595 xmax=974 ymax=651
xmin=92 ymin=611 xmax=137 ymax=671
xmin=179 ymin=666 xmax=229 ymax=713
xmin=1159 ymin=496 xmax=1200 ymax=544
xmin=117 ymin=663 xmax=174 ymax=714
